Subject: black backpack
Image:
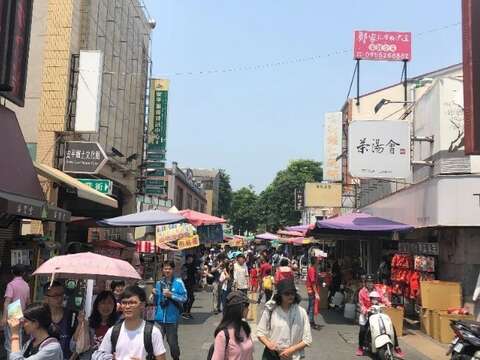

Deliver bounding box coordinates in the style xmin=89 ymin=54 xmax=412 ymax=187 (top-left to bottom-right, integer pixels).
xmin=111 ymin=321 xmax=155 ymax=360
xmin=207 ymin=329 xmax=230 ymax=360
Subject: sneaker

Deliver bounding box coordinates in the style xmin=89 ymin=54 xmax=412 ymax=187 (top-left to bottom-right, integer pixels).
xmin=394 ymin=347 xmax=404 ymax=358
xmin=181 ymin=313 xmax=189 ymax=320
xmin=187 ymin=313 xmax=194 ymax=319
xmin=355 ymin=347 xmax=364 ymax=356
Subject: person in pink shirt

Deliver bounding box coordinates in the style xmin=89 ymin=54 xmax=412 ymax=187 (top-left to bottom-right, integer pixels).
xmin=211 ymin=291 xmax=254 ymax=360
xmin=2 ymin=264 xmax=31 ymax=354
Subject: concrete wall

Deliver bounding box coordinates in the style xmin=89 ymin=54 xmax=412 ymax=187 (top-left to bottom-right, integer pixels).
xmin=437 ymin=228 xmax=480 ymax=299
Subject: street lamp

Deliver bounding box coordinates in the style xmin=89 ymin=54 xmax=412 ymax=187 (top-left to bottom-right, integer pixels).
xmin=374 ymin=98 xmax=415 ymax=114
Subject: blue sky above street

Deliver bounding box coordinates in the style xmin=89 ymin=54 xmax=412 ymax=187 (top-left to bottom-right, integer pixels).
xmin=143 ymin=0 xmax=462 ymax=191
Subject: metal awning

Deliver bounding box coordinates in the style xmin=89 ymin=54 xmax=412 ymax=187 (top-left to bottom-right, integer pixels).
xmin=34 ymin=163 xmax=118 ymax=209
xmin=0 ymin=106 xmax=70 ymax=223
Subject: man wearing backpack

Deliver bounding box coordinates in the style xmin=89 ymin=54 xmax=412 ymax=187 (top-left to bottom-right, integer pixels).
xmin=94 ymin=285 xmax=166 ymax=360
xmin=153 ymin=261 xmax=187 ymax=360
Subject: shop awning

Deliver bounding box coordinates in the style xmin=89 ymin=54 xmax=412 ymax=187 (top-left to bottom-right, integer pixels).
xmin=34 ymin=163 xmax=118 ymax=208
xmin=0 ymin=106 xmax=70 ymax=222
xmin=315 ymin=212 xmax=414 ymax=232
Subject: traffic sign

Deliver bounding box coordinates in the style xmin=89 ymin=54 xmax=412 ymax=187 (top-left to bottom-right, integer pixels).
xmin=78 ymin=178 xmax=113 ymax=195
xmin=63 ymin=141 xmax=107 ymax=174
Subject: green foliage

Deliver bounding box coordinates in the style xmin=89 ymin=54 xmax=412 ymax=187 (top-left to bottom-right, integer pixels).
xmin=217 ymin=169 xmax=232 ymax=217
xmin=258 ymin=159 xmax=323 ymax=231
xmin=229 ymin=186 xmax=258 ymax=234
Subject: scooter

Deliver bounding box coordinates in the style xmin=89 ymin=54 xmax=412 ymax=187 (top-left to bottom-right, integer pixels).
xmin=368 ymin=304 xmax=396 ymax=360
xmin=447 ymin=320 xmax=480 ymax=359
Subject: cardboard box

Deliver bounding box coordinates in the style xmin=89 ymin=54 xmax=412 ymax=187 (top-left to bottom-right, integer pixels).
xmin=385 ymin=306 xmax=404 ymax=337
xmin=420 ymin=281 xmax=462 ymax=310
xmin=420 ymin=308 xmax=434 ymax=336
xmin=432 ymin=310 xmax=441 ymax=341
xmin=437 ymin=311 xmax=474 ymax=344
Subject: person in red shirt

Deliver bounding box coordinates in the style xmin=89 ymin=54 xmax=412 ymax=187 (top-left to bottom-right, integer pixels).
xmin=249 ymin=263 xmax=259 ymax=292
xmin=306 ymin=256 xmax=320 ymax=329
xmin=274 ymin=258 xmax=294 ymax=283
xmin=257 ymin=256 xmax=272 ymax=304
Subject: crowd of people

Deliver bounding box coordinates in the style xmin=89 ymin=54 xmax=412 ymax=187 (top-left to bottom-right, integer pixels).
xmin=0 ymin=246 xmax=406 ymax=360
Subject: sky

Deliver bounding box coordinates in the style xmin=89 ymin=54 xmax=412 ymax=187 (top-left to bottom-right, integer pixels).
xmin=143 ymin=0 xmax=462 ymax=191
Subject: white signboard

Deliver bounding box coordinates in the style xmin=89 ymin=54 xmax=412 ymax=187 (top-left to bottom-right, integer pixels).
xmin=323 ymin=112 xmax=343 ymax=181
xmin=75 ymin=50 xmax=103 ymax=133
xmin=348 ymin=120 xmax=410 ymax=178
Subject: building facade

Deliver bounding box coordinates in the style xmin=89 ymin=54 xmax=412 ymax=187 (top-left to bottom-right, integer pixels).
xmin=6 ymin=0 xmax=153 ymax=226
xmin=339 ymin=64 xmax=480 ymax=302
xmin=167 ymin=163 xmax=207 ymax=213
xmin=191 ymin=169 xmax=220 ymax=215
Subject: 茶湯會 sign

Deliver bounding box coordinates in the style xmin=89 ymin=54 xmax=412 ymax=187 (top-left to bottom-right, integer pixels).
xmin=348 ymin=121 xmax=411 ymax=179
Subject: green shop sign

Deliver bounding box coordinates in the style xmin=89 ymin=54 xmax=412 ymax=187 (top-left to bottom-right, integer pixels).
xmin=78 ymin=178 xmax=113 ymax=195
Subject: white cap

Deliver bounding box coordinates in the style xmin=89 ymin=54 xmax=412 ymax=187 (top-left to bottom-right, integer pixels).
xmin=369 ymin=291 xmax=381 ymax=298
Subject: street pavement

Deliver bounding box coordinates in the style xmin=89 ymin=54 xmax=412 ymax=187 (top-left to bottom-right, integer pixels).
xmin=176 ymin=288 xmax=432 ymax=360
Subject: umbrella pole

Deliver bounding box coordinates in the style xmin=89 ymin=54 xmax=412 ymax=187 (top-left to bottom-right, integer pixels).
xmin=154 ymin=235 xmax=158 ymax=284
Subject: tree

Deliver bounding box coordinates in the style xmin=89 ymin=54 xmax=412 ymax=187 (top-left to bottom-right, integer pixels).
xmin=258 ymin=159 xmax=323 ymax=231
xmin=229 ymin=186 xmax=259 ymax=234
xmin=217 ymin=169 xmax=232 ymax=217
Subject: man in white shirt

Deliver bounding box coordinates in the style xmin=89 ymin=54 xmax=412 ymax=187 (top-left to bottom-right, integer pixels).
xmin=233 ymin=254 xmax=249 ymax=294
xmin=94 ymin=285 xmax=166 ymax=360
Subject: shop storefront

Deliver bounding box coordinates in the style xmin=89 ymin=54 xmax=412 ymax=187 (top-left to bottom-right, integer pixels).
xmin=0 ymin=106 xmax=71 ymax=298
xmin=362 ymin=175 xmax=480 ymax=300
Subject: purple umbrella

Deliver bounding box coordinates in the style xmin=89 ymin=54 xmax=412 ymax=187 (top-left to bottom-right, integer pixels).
xmin=316 ymin=212 xmax=414 ymax=232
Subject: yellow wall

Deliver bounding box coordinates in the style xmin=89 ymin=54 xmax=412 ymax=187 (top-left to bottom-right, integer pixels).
xmin=205 ymin=190 xmax=214 ymax=215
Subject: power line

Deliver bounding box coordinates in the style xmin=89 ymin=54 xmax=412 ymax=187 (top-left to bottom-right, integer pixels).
xmin=164 ymin=22 xmax=461 ymax=77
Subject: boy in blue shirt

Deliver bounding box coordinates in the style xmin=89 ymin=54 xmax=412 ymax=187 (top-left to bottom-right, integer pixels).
xmin=153 ymin=261 xmax=187 ymax=360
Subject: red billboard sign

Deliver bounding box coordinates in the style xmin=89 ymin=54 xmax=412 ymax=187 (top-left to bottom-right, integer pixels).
xmin=354 ymin=30 xmax=412 ymax=62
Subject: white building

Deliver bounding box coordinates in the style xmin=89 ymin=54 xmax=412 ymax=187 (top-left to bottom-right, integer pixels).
xmin=340 ymin=64 xmax=480 ymax=300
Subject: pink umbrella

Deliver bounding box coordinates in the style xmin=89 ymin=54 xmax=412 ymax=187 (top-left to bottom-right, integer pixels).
xmin=178 ymin=209 xmax=226 ymax=227
xmin=33 ymin=252 xmax=141 ymax=281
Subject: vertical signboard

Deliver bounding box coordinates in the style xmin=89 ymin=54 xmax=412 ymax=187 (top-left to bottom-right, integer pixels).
xmin=145 ymin=79 xmax=169 ymax=195
xmin=74 ymin=50 xmax=104 ymax=133
xmin=348 ymin=121 xmax=411 ymax=179
xmin=0 ymin=0 xmax=33 ymax=106
xmin=323 ymin=112 xmax=343 ymax=182
xmin=354 ymin=30 xmax=412 ymax=61
xmin=463 ymin=0 xmax=480 ymax=155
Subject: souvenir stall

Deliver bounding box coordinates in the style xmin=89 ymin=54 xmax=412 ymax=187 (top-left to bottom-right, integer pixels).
xmin=311 ymin=212 xmax=414 ymax=316
xmin=389 ymin=241 xmax=438 ymax=320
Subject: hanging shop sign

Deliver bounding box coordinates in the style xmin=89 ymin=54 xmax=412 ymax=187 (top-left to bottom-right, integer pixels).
xmin=0 ymin=0 xmax=34 ymax=106
xmin=398 ymin=242 xmax=439 ymax=256
xmin=177 ymin=235 xmax=200 ymax=250
xmin=155 ymin=223 xmax=195 ymax=244
xmin=75 ymin=51 xmax=103 ymax=133
xmin=348 ymin=120 xmax=411 ymax=179
xmin=304 ymin=182 xmax=342 ymax=208
xmin=63 ymin=141 xmax=107 ymax=174
xmin=78 ymin=178 xmax=113 ymax=195
xmin=354 ymin=30 xmax=412 ymax=62
xmin=229 ymin=236 xmax=245 ymax=247
xmin=323 ymin=112 xmax=343 ymax=181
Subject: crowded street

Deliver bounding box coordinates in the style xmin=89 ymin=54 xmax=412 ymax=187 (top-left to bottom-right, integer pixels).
xmin=0 ymin=0 xmax=479 ymax=359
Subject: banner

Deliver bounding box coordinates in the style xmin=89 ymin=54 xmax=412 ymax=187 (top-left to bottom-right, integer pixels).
xmin=156 ymin=223 xmax=195 ymax=244
xmin=177 ymin=235 xmax=200 ymax=250
xmin=324 ymin=112 xmax=343 ymax=181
